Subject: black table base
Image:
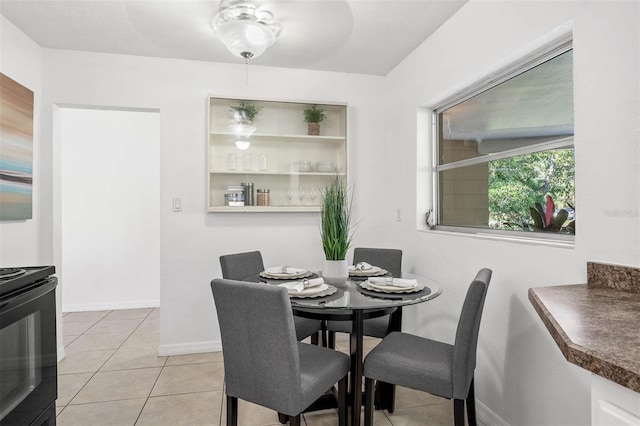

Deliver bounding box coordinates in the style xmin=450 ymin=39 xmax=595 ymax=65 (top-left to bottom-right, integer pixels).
xmin=293 ymin=306 xmax=399 ymax=425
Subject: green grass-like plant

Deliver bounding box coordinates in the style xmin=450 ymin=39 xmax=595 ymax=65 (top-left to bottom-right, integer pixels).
xmin=320 ymin=176 xmax=353 ymax=260
xmin=304 ymin=105 xmax=326 ymax=123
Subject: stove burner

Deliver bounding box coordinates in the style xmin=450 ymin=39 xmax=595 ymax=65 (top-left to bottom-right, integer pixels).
xmin=0 ymin=268 xmax=27 ymax=279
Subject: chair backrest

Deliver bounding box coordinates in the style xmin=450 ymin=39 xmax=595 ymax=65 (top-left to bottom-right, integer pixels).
xmin=219 ymin=251 xmax=264 ymax=281
xmin=353 ymin=247 xmax=402 ymax=277
xmin=210 ymin=278 xmax=302 ymax=414
xmin=452 ymin=268 xmax=492 ymax=399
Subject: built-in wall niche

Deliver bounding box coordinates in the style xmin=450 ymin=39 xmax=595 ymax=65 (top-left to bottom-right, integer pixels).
xmin=207 ymin=96 xmax=348 ymax=212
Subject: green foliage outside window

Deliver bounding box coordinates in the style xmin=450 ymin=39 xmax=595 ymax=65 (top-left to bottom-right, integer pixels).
xmin=488 ymin=148 xmax=575 ymax=233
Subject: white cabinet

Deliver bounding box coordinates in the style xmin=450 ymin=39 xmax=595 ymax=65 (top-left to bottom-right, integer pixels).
xmin=592 ymin=374 xmax=640 ymax=426
xmin=207 ymin=97 xmax=347 ymax=212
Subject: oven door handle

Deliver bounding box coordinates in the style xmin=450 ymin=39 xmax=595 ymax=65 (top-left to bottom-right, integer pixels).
xmin=0 ymin=278 xmax=57 ymax=314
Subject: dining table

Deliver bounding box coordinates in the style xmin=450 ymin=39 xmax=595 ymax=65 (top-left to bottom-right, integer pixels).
xmin=250 ymin=270 xmax=442 ymax=426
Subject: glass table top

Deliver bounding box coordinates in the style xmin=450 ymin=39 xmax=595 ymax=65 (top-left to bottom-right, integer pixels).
xmin=266 ymin=273 xmax=442 ymax=311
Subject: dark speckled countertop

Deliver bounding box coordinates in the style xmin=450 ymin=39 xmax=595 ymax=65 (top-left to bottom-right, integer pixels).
xmin=529 ymin=262 xmax=640 ymax=393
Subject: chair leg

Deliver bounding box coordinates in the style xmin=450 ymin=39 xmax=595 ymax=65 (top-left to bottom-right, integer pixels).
xmin=310 ymin=331 xmax=319 ymax=345
xmin=278 ymin=413 xmax=288 ymax=424
xmin=466 ymin=378 xmax=477 ymax=426
xmin=289 ymin=415 xmax=301 ymax=426
xmin=364 ymin=377 xmax=375 ymax=426
xmin=226 ymin=395 xmax=238 ymax=426
xmin=321 ymin=321 xmax=328 ymax=347
xmin=328 ymin=330 xmax=336 ymax=349
xmin=338 ymin=375 xmax=347 ymax=426
xmin=374 ymin=381 xmax=396 ymax=413
xmin=453 ymin=399 xmax=465 ymax=426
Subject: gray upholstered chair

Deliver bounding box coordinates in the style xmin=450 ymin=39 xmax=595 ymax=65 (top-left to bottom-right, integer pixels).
xmin=219 ymin=250 xmax=264 ymax=281
xmin=219 ymin=251 xmax=322 ymax=342
xmin=211 ymin=278 xmax=349 ymax=426
xmin=326 ymin=248 xmax=403 ymax=346
xmin=362 ymin=268 xmax=492 ymax=426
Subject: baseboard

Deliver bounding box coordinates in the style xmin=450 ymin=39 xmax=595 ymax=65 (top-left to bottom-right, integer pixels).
xmin=62 ymin=299 xmax=160 ymax=312
xmin=57 ymin=346 xmax=66 ymax=362
xmin=477 ymin=399 xmax=510 ymax=426
xmin=158 ymin=340 xmax=222 ymax=357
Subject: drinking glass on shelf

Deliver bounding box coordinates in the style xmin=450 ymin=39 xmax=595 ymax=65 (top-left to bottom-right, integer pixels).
xmin=243 ymin=153 xmax=252 ymax=171
xmin=227 ymin=153 xmax=237 ymax=170
xmin=309 ymin=186 xmax=318 ymax=203
xmin=286 ymin=187 xmax=295 ymax=204
xmin=298 ymin=187 xmax=306 ymax=203
xmin=259 ymin=153 xmax=268 ymax=171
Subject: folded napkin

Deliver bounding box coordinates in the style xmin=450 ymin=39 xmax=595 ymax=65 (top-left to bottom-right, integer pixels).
xmin=266 ymin=266 xmax=306 ymax=275
xmin=279 ymin=277 xmax=324 ymax=293
xmin=350 ymin=262 xmax=373 ymax=271
xmin=368 ymin=277 xmax=417 ymax=288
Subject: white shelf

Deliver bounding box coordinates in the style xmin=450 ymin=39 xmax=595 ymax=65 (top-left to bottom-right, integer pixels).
xmin=207 ymin=96 xmax=348 ymax=213
xmin=208 ymin=205 xmax=321 ymax=213
xmin=210 ymin=132 xmax=345 ymax=142
xmin=209 ymin=170 xmax=345 ymax=176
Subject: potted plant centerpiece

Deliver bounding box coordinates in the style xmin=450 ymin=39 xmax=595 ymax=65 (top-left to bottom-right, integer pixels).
xmin=304 ymin=105 xmax=326 ymax=136
xmin=320 ymin=175 xmax=353 ymax=284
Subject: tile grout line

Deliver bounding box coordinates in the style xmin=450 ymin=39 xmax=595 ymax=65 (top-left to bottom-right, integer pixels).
xmin=94 ymin=307 xmax=159 ymax=380
xmin=61 ymin=309 xmax=158 ymax=414
xmin=59 ymin=309 xmax=450 ymax=425
xmin=219 ymin=377 xmax=225 ymax=426
xmin=59 ymin=309 xmax=115 ymax=411
xmin=129 ymin=308 xmax=166 ymax=425
xmin=133 ymin=357 xmax=168 ymax=425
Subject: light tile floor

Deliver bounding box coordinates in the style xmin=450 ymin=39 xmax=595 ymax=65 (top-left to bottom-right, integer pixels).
xmin=57 ymin=308 xmax=455 ymax=425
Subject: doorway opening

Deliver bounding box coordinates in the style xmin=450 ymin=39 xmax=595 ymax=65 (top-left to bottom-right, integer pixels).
xmin=56 ymin=107 xmax=161 ymax=312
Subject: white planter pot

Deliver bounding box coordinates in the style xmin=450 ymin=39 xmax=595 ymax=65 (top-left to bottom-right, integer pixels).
xmin=323 ymin=259 xmax=349 ymax=285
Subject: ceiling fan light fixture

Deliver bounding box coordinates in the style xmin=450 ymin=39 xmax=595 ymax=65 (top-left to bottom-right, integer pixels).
xmin=213 ymin=2 xmax=280 ymax=61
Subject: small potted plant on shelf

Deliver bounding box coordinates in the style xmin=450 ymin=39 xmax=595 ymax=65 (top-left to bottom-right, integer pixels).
xmin=320 ymin=175 xmax=354 ymax=284
xmin=229 ymin=101 xmax=262 ymax=141
xmin=304 ymin=105 xmax=326 ymax=136
xmin=230 ymin=101 xmax=262 ymax=123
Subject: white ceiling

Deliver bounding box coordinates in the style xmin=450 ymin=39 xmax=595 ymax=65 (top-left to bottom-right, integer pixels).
xmin=0 ymin=0 xmax=467 ymax=76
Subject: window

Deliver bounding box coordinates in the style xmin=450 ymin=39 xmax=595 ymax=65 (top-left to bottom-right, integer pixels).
xmin=434 ymin=45 xmax=574 ymax=240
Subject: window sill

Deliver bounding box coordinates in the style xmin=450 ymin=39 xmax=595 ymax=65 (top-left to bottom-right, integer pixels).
xmin=417 ymin=226 xmax=575 ymax=249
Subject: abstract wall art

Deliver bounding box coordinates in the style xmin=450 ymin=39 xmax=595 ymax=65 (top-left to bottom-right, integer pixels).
xmin=0 ymin=73 xmax=34 ymax=220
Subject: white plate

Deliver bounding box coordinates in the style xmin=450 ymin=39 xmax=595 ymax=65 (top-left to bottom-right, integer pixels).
xmin=349 ymin=267 xmax=387 ymax=277
xmin=364 ymin=279 xmax=423 ymax=294
xmin=285 ymin=282 xmax=327 ymax=296
xmin=264 ymin=266 xmax=308 ymax=277
xmin=286 ymin=283 xmax=338 ymax=298
xmin=261 ymin=271 xmax=312 ymax=280
xmin=350 ymin=271 xmax=388 ymax=277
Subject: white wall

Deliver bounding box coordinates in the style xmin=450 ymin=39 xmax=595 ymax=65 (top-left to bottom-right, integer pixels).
xmin=38 ymin=50 xmax=388 ymax=355
xmin=0 ymin=16 xmax=43 ymax=265
xmin=383 ymin=1 xmax=640 ymax=425
xmin=59 ymin=108 xmax=160 ymax=311
xmin=0 ymin=16 xmax=67 ymax=357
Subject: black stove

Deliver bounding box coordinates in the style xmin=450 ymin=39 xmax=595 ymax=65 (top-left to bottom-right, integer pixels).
xmin=0 ymin=265 xmax=56 ymax=299
xmin=0 ymin=268 xmax=26 ymax=279
xmin=0 ymin=265 xmax=57 ymax=425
